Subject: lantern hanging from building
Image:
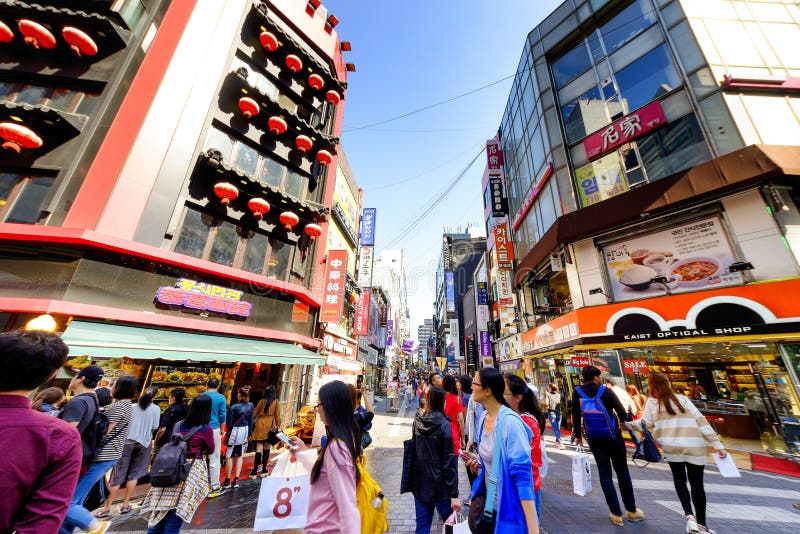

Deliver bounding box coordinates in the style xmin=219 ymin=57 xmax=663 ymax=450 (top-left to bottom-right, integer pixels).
xmin=316 ymin=149 xmax=333 ymax=165
xmin=213 ymin=181 xmax=239 ymax=205
xmin=0 ymin=21 xmax=14 ymax=43
xmin=18 ymin=19 xmax=56 ymax=49
xmin=325 ymin=89 xmax=341 ymax=106
xmin=304 ymin=223 xmax=322 ymax=240
xmin=268 ymin=116 xmax=287 ymax=135
xmin=238 ymin=96 xmax=260 ymax=118
xmin=0 ymin=122 xmax=43 ymax=153
xmin=307 ymin=73 xmax=324 ymax=90
xmin=279 ymin=211 xmax=299 ymax=231
xmin=295 ymin=134 xmax=312 ymax=153
xmin=62 ymin=26 xmax=98 ymax=56
xmin=259 ymin=31 xmax=278 ymax=52
xmin=285 ymin=54 xmax=302 ymax=73
xmin=248 ymin=197 xmax=270 ymax=219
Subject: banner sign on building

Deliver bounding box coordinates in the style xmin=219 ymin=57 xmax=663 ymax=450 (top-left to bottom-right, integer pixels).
xmin=489 ymin=175 xmax=508 ymax=217
xmin=357 ymin=246 xmax=374 ymax=288
xmin=155 ymin=278 xmax=252 ymax=318
xmin=353 ymin=289 xmax=370 ymax=335
xmin=449 ymin=318 xmax=462 ymax=360
xmin=486 ymin=139 xmax=504 ymax=170
xmin=359 ymin=208 xmax=377 ymax=247
xmin=445 ymin=272 xmax=456 ymax=312
xmin=493 ymin=223 xmax=514 ymax=270
xmin=386 ymin=319 xmax=393 ymax=346
xmin=401 ymin=338 xmax=416 ymax=353
xmin=584 ymin=100 xmax=667 ymax=160
xmin=479 ymin=331 xmax=491 ymax=357
xmin=602 ymin=215 xmax=743 ymax=302
xmin=496 ymin=269 xmax=513 ymax=305
xmin=477 ymin=282 xmax=489 ymax=306
xmin=320 ymin=250 xmax=347 ymax=322
xmin=576 ymin=152 xmax=628 ymax=207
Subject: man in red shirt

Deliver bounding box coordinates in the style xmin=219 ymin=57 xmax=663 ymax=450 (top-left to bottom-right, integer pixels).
xmin=0 ymin=330 xmax=83 ymax=534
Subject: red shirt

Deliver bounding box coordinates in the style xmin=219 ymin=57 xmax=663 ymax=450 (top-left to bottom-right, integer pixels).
xmin=520 ymin=413 xmax=542 ymax=492
xmin=444 ymin=393 xmax=463 ymax=454
xmin=0 ymin=394 xmax=82 ymax=533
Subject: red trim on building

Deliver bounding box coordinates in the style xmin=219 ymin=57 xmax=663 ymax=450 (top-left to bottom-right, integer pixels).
xmin=63 ymin=0 xmax=199 ymax=229
xmin=0 ymin=297 xmax=321 ymax=348
xmin=0 ymin=223 xmax=320 ymax=307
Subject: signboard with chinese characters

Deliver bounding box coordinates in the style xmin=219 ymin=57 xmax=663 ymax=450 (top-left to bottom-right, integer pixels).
xmin=493 ymin=222 xmax=514 ymax=270
xmin=571 ymin=355 xmax=590 ymax=367
xmin=623 ymin=359 xmax=649 ymax=374
xmin=583 ymin=100 xmax=667 ymax=160
xmin=320 ymin=250 xmax=347 ymax=322
xmin=489 ymin=175 xmax=508 ymax=217
xmin=486 ymin=139 xmax=504 ymax=170
xmin=449 ymin=318 xmax=461 ymax=360
xmin=445 ymin=272 xmax=456 ymax=312
xmin=353 ymin=289 xmax=370 ymax=335
xmin=155 ymin=278 xmax=252 ymax=318
xmin=575 ymin=152 xmax=628 ymax=207
xmin=602 ymin=216 xmax=742 ymax=302
xmin=357 ymin=246 xmax=373 ymax=288
xmin=359 ymin=208 xmax=377 ymax=247
xmin=512 ymin=162 xmax=554 ymax=231
xmin=496 ymin=269 xmax=513 ymax=305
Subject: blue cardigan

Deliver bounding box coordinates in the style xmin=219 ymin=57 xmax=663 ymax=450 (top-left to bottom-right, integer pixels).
xmin=470 ymin=406 xmax=534 ymax=531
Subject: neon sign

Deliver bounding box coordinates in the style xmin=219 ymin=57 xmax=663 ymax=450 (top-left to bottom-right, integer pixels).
xmin=154 ymin=278 xmax=252 ymax=318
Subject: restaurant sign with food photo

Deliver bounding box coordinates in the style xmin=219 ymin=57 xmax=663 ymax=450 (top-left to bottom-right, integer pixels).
xmin=603 ymin=216 xmax=743 ymax=302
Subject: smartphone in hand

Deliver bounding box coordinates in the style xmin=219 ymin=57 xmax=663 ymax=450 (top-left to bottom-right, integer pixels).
xmin=277 ymin=431 xmax=299 ymax=450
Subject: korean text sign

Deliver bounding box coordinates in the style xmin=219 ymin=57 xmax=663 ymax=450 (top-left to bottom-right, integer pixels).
xmin=494 ymin=223 xmax=514 ymax=269
xmin=155 ymin=278 xmax=251 ymax=318
xmin=583 ymin=101 xmax=667 ymax=160
xmin=359 ymin=208 xmax=377 ymax=247
xmin=353 ymin=289 xmax=371 ymax=335
xmin=320 ymin=250 xmax=347 ymax=322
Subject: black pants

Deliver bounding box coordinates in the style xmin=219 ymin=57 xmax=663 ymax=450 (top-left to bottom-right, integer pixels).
xmin=588 ymin=436 xmax=636 ymax=516
xmin=669 ymin=462 xmax=707 ymax=526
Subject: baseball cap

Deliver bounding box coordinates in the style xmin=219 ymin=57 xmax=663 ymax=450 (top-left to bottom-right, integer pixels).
xmin=77 ymin=364 xmax=104 ymax=383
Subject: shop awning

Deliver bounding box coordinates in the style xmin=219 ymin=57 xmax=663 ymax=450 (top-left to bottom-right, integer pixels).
xmin=62 ymin=320 xmax=323 ymax=366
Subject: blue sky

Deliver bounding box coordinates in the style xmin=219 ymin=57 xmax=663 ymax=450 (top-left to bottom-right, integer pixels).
xmin=325 ymin=0 xmax=562 ymax=334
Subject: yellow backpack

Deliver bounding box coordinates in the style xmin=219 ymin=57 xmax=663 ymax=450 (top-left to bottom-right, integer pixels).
xmin=356 ymin=455 xmax=389 ymax=533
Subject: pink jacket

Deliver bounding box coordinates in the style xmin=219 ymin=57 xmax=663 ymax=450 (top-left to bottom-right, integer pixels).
xmin=305 ymin=439 xmax=360 ymax=534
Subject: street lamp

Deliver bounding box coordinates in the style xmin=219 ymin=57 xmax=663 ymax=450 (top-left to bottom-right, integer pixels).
xmin=25 ymin=313 xmax=57 ymax=332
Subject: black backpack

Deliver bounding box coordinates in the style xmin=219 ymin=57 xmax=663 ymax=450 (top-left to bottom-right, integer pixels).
xmin=150 ymin=424 xmax=202 ymax=487
xmin=75 ymin=394 xmax=109 ymax=463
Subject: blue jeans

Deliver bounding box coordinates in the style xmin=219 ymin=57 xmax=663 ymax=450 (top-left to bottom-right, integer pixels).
xmin=146 ymin=509 xmax=184 ymax=534
xmin=60 ymin=459 xmax=117 ymax=534
xmin=548 ymin=410 xmax=562 ymax=443
xmin=588 ymin=436 xmax=637 ymax=516
xmin=414 ymin=497 xmax=452 ymax=534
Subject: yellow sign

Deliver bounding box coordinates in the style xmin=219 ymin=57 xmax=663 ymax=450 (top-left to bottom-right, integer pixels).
xmin=576 ymin=153 xmax=628 ymax=207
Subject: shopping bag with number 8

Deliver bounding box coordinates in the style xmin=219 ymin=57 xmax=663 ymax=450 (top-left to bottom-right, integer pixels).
xmin=254 ymin=449 xmax=317 ymax=532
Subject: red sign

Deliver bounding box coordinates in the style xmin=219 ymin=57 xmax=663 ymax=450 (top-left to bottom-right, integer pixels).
xmin=571 ymin=355 xmax=590 ymax=367
xmin=623 ymin=359 xmax=649 ymax=374
xmin=320 ymin=250 xmax=347 ymax=322
xmin=353 ymin=289 xmax=370 ymax=335
xmin=486 ymin=140 xmax=504 ymax=170
xmin=583 ymin=101 xmax=667 ymax=161
xmin=512 ymin=162 xmax=554 ymax=231
xmin=493 ymin=223 xmax=514 ymax=269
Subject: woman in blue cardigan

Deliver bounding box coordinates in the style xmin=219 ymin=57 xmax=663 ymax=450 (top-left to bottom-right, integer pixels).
xmin=466 ymin=367 xmax=539 ymax=533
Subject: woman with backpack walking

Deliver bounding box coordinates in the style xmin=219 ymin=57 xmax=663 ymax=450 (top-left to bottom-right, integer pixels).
xmin=140 ymin=394 xmax=215 ymax=534
xmin=222 ymin=387 xmax=253 ymax=489
xmin=504 ymin=373 xmax=544 ymax=519
xmin=641 ymin=373 xmax=727 ymax=534
xmin=411 ymin=387 xmax=460 ymax=533
xmin=289 ymin=380 xmax=361 ymax=533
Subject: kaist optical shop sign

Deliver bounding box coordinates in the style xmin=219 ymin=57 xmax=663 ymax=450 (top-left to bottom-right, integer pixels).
xmin=155 ymin=279 xmax=252 ymax=318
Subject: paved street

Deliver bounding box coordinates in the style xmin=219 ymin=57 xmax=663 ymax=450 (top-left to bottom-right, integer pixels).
xmin=107 ymin=396 xmax=800 ymax=533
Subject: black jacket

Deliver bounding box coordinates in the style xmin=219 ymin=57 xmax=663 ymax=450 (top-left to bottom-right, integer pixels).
xmin=571 ymin=382 xmax=628 ymax=442
xmin=412 ymin=411 xmax=459 ymax=502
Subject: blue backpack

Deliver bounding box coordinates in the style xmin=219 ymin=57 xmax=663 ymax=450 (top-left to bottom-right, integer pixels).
xmin=576 ymin=385 xmax=616 ymax=440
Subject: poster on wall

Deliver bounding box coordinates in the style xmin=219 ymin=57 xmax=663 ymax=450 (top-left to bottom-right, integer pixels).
xmin=602 ymin=216 xmax=743 ymax=302
xmin=575 ymin=152 xmax=628 ymax=207
xmin=449 ymin=318 xmax=462 ymax=360
xmin=445 ymin=272 xmax=456 ymax=312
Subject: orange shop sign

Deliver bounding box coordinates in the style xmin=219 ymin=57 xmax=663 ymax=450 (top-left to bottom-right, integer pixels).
xmin=494 ymin=222 xmax=514 ymax=270
xmin=522 ymin=310 xmax=580 ymax=353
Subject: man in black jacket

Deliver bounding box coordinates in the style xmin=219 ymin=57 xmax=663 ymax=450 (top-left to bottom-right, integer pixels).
xmin=411 ymin=387 xmax=460 ymax=533
xmin=572 ymin=366 xmax=645 ymax=527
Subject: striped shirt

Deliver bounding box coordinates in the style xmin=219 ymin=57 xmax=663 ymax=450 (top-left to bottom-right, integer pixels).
xmin=642 ymin=394 xmax=723 ymax=465
xmin=95 ymin=400 xmax=132 ymax=462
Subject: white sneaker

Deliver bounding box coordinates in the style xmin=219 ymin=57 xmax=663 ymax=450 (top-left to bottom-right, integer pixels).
xmin=686 ymin=515 xmax=699 ymax=533
xmin=698 ymin=526 xmax=715 ymax=534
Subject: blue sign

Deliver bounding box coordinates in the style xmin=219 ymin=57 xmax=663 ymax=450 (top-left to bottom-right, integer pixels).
xmin=445 ymin=272 xmax=455 ymax=313
xmin=477 ymin=282 xmax=489 ymax=306
xmin=359 ymin=208 xmax=377 ymax=246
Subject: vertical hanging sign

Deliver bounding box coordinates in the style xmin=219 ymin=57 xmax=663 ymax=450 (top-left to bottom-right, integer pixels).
xmin=320 ymin=250 xmax=347 ymax=323
xmin=353 ymin=289 xmax=371 ymax=335
xmin=493 ymin=223 xmax=514 ymax=270
xmin=359 ymin=208 xmax=377 ymax=247
xmin=486 ymin=139 xmax=504 ymax=170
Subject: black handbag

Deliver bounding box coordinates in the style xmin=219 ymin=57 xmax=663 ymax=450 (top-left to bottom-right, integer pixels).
xmin=400 ymin=438 xmax=415 ymax=494
xmin=633 ymin=420 xmax=662 ymax=466
xmin=467 ymin=492 xmax=496 ymax=533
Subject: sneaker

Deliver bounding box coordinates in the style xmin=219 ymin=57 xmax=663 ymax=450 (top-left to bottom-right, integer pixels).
xmin=609 ymin=513 xmax=624 ymax=526
xmin=697 ymin=525 xmax=715 ymax=534
xmin=221 ymin=478 xmax=231 ymax=489
xmin=685 ymin=515 xmax=699 ymax=533
xmin=207 ymin=487 xmax=227 ymax=498
xmin=626 ymin=508 xmax=645 ymax=522
xmin=259 ymin=469 xmax=269 ymax=478
xmin=86 ymin=520 xmax=112 ymax=534
xmin=233 ymin=477 xmax=240 ymax=488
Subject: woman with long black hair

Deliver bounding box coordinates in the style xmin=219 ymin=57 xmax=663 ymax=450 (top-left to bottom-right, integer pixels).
xmin=289 ymin=380 xmax=361 ymax=534
xmin=504 ymin=373 xmax=544 ymax=520
xmin=250 ymin=385 xmax=280 ymax=478
xmin=442 ymin=374 xmax=464 ymax=454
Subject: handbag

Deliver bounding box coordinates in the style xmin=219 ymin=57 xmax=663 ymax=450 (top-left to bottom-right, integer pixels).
xmin=443 ymin=511 xmax=470 ymax=534
xmin=572 ymin=445 xmax=592 ymax=496
xmin=223 ymin=409 xmax=248 ymax=446
xmin=633 ymin=420 xmax=662 ymax=466
xmin=468 ymin=414 xmax=504 ymax=533
xmin=400 ymin=438 xmax=415 ymax=494
xmin=361 ymin=430 xmax=373 ymax=450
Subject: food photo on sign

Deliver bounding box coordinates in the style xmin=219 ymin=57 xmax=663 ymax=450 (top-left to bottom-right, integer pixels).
xmin=602 ymin=216 xmax=743 ymax=302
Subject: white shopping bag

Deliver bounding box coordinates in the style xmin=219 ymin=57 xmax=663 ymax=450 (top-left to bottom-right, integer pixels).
xmin=572 ymin=446 xmax=592 ymax=496
xmin=254 ymin=449 xmax=317 ymax=532
xmin=712 ymin=453 xmax=741 ymax=478
xmin=443 ymin=512 xmax=470 ymax=534
xmin=539 ymin=439 xmax=549 ymax=478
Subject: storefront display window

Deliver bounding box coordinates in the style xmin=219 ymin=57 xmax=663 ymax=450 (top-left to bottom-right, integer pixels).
xmin=613 ymin=44 xmax=680 ymax=114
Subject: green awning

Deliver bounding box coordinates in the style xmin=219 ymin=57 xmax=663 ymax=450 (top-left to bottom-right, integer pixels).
xmin=62 ymin=320 xmax=323 ymax=366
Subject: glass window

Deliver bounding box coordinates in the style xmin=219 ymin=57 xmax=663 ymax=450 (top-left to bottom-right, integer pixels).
xmin=232 ymin=142 xmax=258 ymax=177
xmin=283 ymin=169 xmax=305 ymax=199
xmin=208 ymin=221 xmax=238 ymax=267
xmin=173 ymin=209 xmax=211 ymax=258
xmin=574 ymin=152 xmax=628 ymax=207
xmin=0 ymin=175 xmax=53 ymax=224
xmin=636 ymin=113 xmax=711 ymax=182
xmin=203 ymin=128 xmax=234 ymax=161
xmin=538 ymin=183 xmax=557 ymax=233
xmin=267 ymin=237 xmax=292 ymax=279
xmin=561 ymin=85 xmax=605 ymax=143
xmin=255 ymin=73 xmax=278 ymax=101
xmin=277 ymin=94 xmax=297 ymax=114
xmin=614 ymin=44 xmax=680 ymax=113
xmin=75 ymin=92 xmax=101 ymax=116
xmin=600 ymin=0 xmax=657 ymax=53
xmin=0 ymin=81 xmax=18 ymax=99
xmin=552 ymin=41 xmax=592 ymax=88
xmin=241 ymin=232 xmax=269 ymax=274
xmin=118 ymin=0 xmax=147 ymax=34
xmin=587 ymin=30 xmax=605 ymax=62
xmin=0 ymin=173 xmax=20 ymax=209
xmin=15 ymin=85 xmax=47 ymax=105
xmin=258 ymin=156 xmax=284 ymax=189
xmin=46 ymin=88 xmax=78 ymax=112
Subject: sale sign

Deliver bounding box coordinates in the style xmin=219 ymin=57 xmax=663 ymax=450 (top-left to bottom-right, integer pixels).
xmin=623 ymin=359 xmax=649 ymax=374
xmin=571 ymin=355 xmax=590 ymax=367
xmin=320 ymin=250 xmax=347 ymax=323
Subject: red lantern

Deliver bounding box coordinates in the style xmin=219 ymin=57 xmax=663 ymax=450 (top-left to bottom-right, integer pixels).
xmin=248 ymin=197 xmax=270 ymax=219
xmin=279 ymin=211 xmax=299 ymax=231
xmin=0 ymin=122 xmax=43 ymax=153
xmin=0 ymin=21 xmax=14 ymax=43
xmin=325 ymin=89 xmax=341 ymax=106
xmin=304 ymin=223 xmax=322 ymax=240
xmin=18 ymin=20 xmax=56 ymax=50
xmin=259 ymin=31 xmax=278 ymax=52
xmin=213 ymin=182 xmax=239 ymax=205
xmin=295 ymin=135 xmax=313 ymax=153
xmin=238 ymin=96 xmax=260 ymax=118
xmin=62 ymin=26 xmax=98 ymax=57
xmin=285 ymin=54 xmax=302 ymax=73
xmin=268 ymin=116 xmax=287 ymax=135
xmin=307 ymin=73 xmax=324 ymax=90
xmin=316 ymin=149 xmax=333 ymax=165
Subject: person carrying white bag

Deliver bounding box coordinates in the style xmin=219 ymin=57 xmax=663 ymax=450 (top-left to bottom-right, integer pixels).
xmin=571 ymin=446 xmax=592 ymax=496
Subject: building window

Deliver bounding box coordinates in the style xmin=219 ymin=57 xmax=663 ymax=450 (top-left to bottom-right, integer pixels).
xmin=552 ymin=41 xmax=593 ymax=89
xmin=598 ymin=0 xmax=657 ymax=54
xmin=114 ymin=0 xmax=148 ymax=34
xmin=636 ymin=113 xmax=711 ymax=182
xmin=0 ymin=82 xmax=101 ymax=116
xmin=0 ymin=173 xmax=54 ymax=224
xmin=561 ymin=85 xmax=606 ymax=144
xmin=613 ymin=44 xmax=681 ymax=114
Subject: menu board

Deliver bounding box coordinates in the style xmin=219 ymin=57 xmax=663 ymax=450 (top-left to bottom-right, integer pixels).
xmin=602 ymin=216 xmax=742 ymax=301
